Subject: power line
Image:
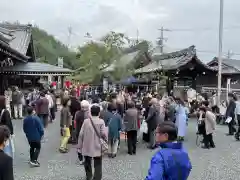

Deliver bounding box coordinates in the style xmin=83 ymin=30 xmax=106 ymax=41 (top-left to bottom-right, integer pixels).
xmin=163 ymin=26 xmax=240 ymax=32
xmin=165 ymin=46 xmax=240 ymax=57
xmin=197 ymin=50 xmax=240 ymax=57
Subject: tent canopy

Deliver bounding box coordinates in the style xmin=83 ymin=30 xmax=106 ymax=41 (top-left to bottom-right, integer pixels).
xmin=120 ymin=76 xmax=138 ymax=85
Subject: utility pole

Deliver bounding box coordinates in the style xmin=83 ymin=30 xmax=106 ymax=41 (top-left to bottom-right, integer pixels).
xmin=226 ymin=50 xmax=233 ymax=59
xmin=136 ymin=29 xmax=139 ymax=44
xmin=158 ymin=27 xmax=171 ymax=54
xmin=226 ymin=50 xmax=232 ymax=102
xmin=217 ymin=0 xmax=224 ymax=107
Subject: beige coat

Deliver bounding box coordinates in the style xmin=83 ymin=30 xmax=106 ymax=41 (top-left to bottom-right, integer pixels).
xmin=78 ymin=117 xmax=107 ymax=157
xmin=204 ymin=111 xmax=216 ymax=135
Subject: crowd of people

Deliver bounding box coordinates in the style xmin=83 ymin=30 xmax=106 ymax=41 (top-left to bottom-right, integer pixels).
xmin=2 ymin=84 xmax=240 ymax=180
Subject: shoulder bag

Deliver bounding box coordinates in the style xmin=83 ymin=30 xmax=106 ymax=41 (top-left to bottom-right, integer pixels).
xmin=89 ymin=117 xmax=108 ymax=153
xmin=0 ymin=109 xmax=5 ymax=124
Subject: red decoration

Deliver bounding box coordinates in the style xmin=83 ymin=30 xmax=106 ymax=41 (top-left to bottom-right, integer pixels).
xmin=65 ymin=81 xmax=71 ymax=88
xmin=51 ymin=81 xmax=57 ymax=87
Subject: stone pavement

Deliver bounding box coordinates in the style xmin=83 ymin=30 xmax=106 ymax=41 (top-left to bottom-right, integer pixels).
xmin=13 ymin=116 xmax=240 ymax=180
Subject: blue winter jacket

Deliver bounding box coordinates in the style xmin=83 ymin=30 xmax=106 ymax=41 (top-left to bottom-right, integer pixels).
xmin=108 ymin=112 xmax=122 ymax=141
xmin=23 ymin=115 xmax=44 ymax=142
xmin=145 ymin=142 xmax=192 ymax=180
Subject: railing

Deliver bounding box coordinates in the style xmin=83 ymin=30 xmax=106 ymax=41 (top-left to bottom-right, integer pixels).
xmin=202 ymin=87 xmax=240 ymax=99
xmin=202 ymin=87 xmax=240 ymax=93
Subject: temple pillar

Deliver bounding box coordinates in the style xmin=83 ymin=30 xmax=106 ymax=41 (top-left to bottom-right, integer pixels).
xmin=192 ymin=76 xmax=197 ymax=90
xmin=61 ymin=76 xmax=64 ymax=89
xmin=48 ymin=75 xmax=53 ymax=85
xmin=166 ymin=77 xmax=173 ymax=96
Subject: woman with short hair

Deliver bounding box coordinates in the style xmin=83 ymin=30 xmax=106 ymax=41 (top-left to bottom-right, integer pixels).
xmin=0 ymin=96 xmax=14 ymax=158
xmin=0 ymin=125 xmax=14 ymax=180
xmin=199 ymin=106 xmax=216 ymax=149
xmin=78 ymin=105 xmax=107 ymax=180
xmin=107 ymin=103 xmax=122 ymax=158
xmin=75 ymin=100 xmax=90 ymax=141
xmin=59 ymin=98 xmax=72 ymax=153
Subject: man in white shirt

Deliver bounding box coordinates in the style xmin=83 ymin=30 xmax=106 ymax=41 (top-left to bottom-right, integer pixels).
xmin=4 ymin=88 xmax=12 ymax=117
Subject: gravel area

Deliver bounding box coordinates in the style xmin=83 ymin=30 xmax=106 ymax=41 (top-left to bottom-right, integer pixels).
xmin=13 ymin=116 xmax=240 ymax=180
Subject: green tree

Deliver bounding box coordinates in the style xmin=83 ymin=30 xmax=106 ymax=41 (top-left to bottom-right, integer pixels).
xmin=100 ymin=31 xmax=130 ymax=48
xmin=71 ymin=31 xmax=153 ymax=84
xmin=32 ymin=26 xmax=77 ymax=69
xmin=72 ymin=32 xmax=131 ymax=83
xmin=72 ymin=41 xmax=115 ymax=83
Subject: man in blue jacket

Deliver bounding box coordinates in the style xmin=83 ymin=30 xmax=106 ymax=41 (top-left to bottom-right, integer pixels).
xmin=23 ymin=106 xmax=44 ymax=167
xmin=145 ymin=121 xmax=192 ymax=180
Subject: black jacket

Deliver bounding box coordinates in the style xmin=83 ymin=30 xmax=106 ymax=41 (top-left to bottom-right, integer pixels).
xmin=0 ymin=109 xmax=13 ymax=135
xmin=75 ymin=109 xmax=89 ymax=138
xmin=116 ymin=103 xmax=124 ymax=117
xmin=69 ymin=97 xmax=80 ymax=119
xmin=226 ymin=100 xmax=236 ymax=120
xmin=0 ymin=149 xmax=14 ymax=180
xmin=146 ymin=104 xmax=162 ymax=131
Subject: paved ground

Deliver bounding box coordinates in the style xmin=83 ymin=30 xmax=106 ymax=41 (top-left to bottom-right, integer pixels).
xmin=13 ymin=115 xmax=240 ymax=180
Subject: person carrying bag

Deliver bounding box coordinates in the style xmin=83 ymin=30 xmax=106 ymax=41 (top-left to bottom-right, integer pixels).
xmin=0 ymin=108 xmax=14 ymax=158
xmin=89 ymin=117 xmax=108 ymax=154
xmin=77 ymin=105 xmax=107 ymax=180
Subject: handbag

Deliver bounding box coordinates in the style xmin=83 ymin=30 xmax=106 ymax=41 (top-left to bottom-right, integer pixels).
xmin=89 ymin=117 xmax=108 ymax=153
xmin=0 ymin=109 xmax=5 ymax=124
xmin=140 ymin=120 xmax=148 ymax=134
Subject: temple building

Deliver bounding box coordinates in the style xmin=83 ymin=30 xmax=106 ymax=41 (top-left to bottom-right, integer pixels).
xmin=0 ymin=23 xmax=72 ymax=94
xmin=207 ymin=57 xmax=240 ymax=90
xmin=135 ymin=45 xmax=217 ymax=94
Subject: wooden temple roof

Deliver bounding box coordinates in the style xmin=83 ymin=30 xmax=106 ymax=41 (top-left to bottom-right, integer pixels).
xmin=0 ymin=23 xmax=73 ymax=76
xmin=208 ymin=57 xmax=240 ymax=74
xmin=135 ymin=45 xmax=215 ymax=74
xmin=1 ymin=62 xmax=73 ymax=76
xmin=102 ymin=41 xmax=150 ymax=73
xmin=0 ymin=26 xmax=29 ymax=62
xmin=102 ymin=50 xmax=140 ymax=72
xmin=0 ymin=23 xmax=32 ymax=56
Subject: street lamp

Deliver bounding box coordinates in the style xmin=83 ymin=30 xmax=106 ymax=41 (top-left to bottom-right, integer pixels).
xmin=217 ymin=0 xmax=224 ymax=107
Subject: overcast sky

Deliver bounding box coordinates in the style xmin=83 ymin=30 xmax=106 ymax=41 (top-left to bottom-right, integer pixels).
xmin=1 ymin=0 xmax=240 ymax=61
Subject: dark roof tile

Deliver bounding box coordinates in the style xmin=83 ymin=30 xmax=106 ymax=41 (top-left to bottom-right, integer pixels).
xmin=2 ymin=62 xmax=72 ymax=74
xmin=208 ymin=57 xmax=240 ymax=74
xmin=102 ymin=51 xmax=139 ymax=72
xmin=0 ymin=23 xmax=32 ymax=55
xmin=135 ymin=45 xmax=214 ymax=73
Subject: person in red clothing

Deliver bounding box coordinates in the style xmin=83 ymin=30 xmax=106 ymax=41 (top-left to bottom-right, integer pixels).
xmin=76 ymin=85 xmax=81 ymax=97
xmin=65 ymin=81 xmax=71 ymax=89
xmin=51 ymin=81 xmax=57 ymax=89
